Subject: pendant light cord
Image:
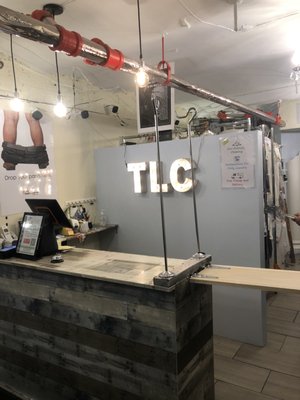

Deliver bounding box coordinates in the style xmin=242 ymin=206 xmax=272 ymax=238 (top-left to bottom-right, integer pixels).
xmin=136 ymin=0 xmax=143 ymax=62
xmin=10 ymin=34 xmax=18 ymax=93
xmin=55 ymin=51 xmax=61 ymax=96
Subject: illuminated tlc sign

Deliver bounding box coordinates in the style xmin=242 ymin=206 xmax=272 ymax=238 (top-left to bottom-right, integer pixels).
xmin=127 ymin=158 xmax=197 ymax=193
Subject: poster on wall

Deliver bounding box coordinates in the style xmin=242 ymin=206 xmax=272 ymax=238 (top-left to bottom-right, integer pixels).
xmin=0 ymin=109 xmax=56 ymax=215
xmin=219 ymin=133 xmax=256 ymax=189
xmin=136 ymin=65 xmax=175 ymax=135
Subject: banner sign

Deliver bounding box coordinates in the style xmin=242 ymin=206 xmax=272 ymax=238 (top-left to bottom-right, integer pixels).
xmin=0 ymin=109 xmax=56 ymax=215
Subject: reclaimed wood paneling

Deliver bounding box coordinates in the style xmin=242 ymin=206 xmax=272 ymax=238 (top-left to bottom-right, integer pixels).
xmin=0 ymin=257 xmax=214 ymax=400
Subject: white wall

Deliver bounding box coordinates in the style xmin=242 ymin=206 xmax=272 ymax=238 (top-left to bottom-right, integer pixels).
xmin=280 ymin=99 xmax=300 ymax=130
xmin=0 ymin=52 xmax=137 ymax=233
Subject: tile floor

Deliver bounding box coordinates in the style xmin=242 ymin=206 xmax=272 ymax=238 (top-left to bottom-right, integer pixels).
xmin=214 ymin=255 xmax=300 ymax=400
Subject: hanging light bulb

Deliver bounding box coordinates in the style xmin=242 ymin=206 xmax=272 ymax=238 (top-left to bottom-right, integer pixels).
xmin=136 ymin=62 xmax=150 ymax=88
xmin=53 ymin=94 xmax=67 ymax=118
xmin=291 ymin=49 xmax=300 ymax=66
xmin=53 ymin=51 xmax=67 ymax=118
xmin=135 ymin=0 xmax=149 ymax=88
xmin=9 ymin=34 xmax=24 ymax=112
xmin=10 ymin=91 xmax=24 ymax=112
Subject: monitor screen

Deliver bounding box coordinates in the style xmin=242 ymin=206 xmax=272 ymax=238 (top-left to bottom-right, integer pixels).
xmin=25 ymin=199 xmax=72 ymax=230
xmin=16 ymin=212 xmax=58 ymax=259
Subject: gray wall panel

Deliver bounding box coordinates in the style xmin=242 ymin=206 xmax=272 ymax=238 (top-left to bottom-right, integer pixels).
xmin=95 ymin=132 xmax=266 ymax=345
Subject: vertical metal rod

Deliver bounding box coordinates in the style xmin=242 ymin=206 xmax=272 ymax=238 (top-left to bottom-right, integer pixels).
xmin=262 ymin=136 xmax=270 ymax=268
xmin=234 ymin=2 xmax=238 ymax=32
xmin=187 ymin=108 xmax=201 ymax=254
xmin=152 ymin=96 xmax=169 ymax=274
xmin=270 ymin=127 xmax=278 ymax=268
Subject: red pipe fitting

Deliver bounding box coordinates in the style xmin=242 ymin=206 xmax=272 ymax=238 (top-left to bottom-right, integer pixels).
xmin=32 ymin=10 xmax=83 ymax=57
xmin=51 ymin=25 xmax=83 ymax=57
xmin=84 ymin=38 xmax=124 ymax=70
xmin=31 ymin=9 xmax=53 ymax=21
xmin=157 ymin=60 xmax=171 ymax=85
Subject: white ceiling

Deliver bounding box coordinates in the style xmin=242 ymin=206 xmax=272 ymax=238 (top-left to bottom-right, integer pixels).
xmin=0 ymin=0 xmax=300 ymax=110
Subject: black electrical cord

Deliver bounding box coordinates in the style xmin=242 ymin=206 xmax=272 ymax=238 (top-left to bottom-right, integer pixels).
xmin=10 ymin=34 xmax=18 ymax=93
xmin=136 ymin=0 xmax=143 ymax=62
xmin=54 ymin=51 xmax=61 ymax=96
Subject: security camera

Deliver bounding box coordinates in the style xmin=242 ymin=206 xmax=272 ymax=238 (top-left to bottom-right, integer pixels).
xmin=31 ymin=109 xmax=43 ymax=120
xmin=81 ymin=110 xmax=89 ymax=119
xmin=104 ymin=105 xmax=119 ymax=115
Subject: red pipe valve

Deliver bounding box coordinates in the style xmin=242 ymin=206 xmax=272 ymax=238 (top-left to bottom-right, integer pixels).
xmin=84 ymin=38 xmax=124 ymax=70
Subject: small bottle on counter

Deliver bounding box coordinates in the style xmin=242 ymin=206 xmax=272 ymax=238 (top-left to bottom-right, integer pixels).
xmin=99 ymin=209 xmax=107 ymax=227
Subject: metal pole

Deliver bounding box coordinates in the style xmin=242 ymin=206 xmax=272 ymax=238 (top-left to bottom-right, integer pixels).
xmin=186 ymin=108 xmax=201 ymax=254
xmin=270 ymin=127 xmax=279 ymax=269
xmin=233 ymin=2 xmax=238 ymax=32
xmin=0 ymin=5 xmax=277 ymax=125
xmin=152 ymin=96 xmax=172 ymax=276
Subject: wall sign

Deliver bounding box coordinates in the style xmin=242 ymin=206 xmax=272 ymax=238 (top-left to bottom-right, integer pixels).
xmin=220 ymin=134 xmax=256 ymax=188
xmin=127 ymin=158 xmax=197 ymax=193
xmin=0 ymin=109 xmax=56 ymax=215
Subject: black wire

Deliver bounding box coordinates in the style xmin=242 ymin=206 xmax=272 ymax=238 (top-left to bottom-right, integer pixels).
xmin=54 ymin=51 xmax=61 ymax=96
xmin=10 ymin=34 xmax=18 ymax=93
xmin=136 ymin=0 xmax=143 ymax=62
xmin=72 ymin=70 xmax=76 ymax=109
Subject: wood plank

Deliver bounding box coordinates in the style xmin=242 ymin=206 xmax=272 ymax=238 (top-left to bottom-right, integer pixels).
xmin=267 ymin=317 xmax=300 ymax=338
xmin=0 ymin=290 xmax=177 ymax=351
xmin=0 ymin=277 xmax=128 ymax=320
xmin=264 ymin=332 xmax=286 ymax=351
xmin=214 ymin=354 xmax=270 ymax=392
xmin=215 ymin=381 xmax=280 ymax=400
xmin=0 ymin=329 xmax=177 ymax=400
xmin=213 ymin=335 xmax=242 ymax=358
xmin=178 ymin=341 xmax=214 ymax=400
xmin=0 ymin=363 xmax=79 ymax=400
xmin=268 ymin=305 xmax=298 ymax=322
xmin=262 ymin=371 xmax=300 ymax=400
xmin=0 ymin=248 xmax=187 ymax=290
xmin=235 ymin=343 xmax=300 ymax=377
xmin=270 ymin=293 xmax=300 ymax=311
xmin=0 ymin=344 xmax=143 ymax=400
xmin=191 ymin=265 xmax=300 ymax=293
xmin=0 ymin=304 xmax=177 ymax=372
xmin=281 ymin=336 xmax=300 ymax=355
xmin=0 ymin=264 xmax=175 ymax=311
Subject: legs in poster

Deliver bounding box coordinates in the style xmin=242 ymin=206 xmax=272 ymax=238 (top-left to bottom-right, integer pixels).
xmin=1 ymin=110 xmax=49 ymax=170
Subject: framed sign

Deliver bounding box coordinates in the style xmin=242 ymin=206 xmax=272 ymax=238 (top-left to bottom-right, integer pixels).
xmin=136 ymin=83 xmax=175 ymax=134
xmin=16 ymin=213 xmax=45 ymax=259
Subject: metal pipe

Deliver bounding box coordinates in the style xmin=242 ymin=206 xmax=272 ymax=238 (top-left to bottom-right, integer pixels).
xmin=0 ymin=5 xmax=277 ymax=124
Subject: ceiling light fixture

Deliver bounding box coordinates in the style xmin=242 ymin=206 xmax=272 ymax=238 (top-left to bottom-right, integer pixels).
xmin=53 ymin=51 xmax=67 ymax=118
xmin=9 ymin=34 xmax=24 ymax=112
xmin=135 ymin=0 xmax=149 ymax=88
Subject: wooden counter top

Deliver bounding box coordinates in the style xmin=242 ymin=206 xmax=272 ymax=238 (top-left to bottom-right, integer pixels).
xmin=0 ymin=248 xmax=187 ymax=290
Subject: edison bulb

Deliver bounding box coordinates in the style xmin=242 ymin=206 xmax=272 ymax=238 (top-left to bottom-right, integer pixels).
xmin=136 ymin=66 xmax=150 ymax=88
xmin=53 ymin=101 xmax=67 ymax=118
xmin=10 ymin=96 xmax=24 ymax=112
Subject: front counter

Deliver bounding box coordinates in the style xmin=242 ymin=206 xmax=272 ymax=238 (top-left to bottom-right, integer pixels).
xmin=0 ymin=248 xmax=214 ymax=400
